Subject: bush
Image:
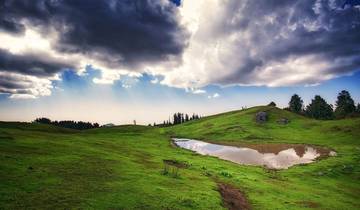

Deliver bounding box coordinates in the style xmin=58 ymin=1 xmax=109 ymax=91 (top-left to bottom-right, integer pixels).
xmin=268 ymin=101 xmax=276 ymax=107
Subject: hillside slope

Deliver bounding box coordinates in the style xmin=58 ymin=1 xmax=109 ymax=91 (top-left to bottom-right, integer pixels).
xmin=0 ymin=124 xmax=224 ymax=209
xmin=165 ymin=106 xmax=360 ymax=209
xmin=1 ymin=107 xmax=360 ymax=209
xmin=166 ymin=106 xmax=360 ymax=147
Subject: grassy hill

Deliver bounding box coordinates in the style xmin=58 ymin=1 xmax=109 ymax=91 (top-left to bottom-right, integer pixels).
xmin=167 ymin=106 xmax=359 ymax=146
xmin=1 ymin=106 xmax=359 ymax=209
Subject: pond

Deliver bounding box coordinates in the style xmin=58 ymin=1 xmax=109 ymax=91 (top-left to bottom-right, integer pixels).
xmin=173 ymin=138 xmax=336 ymax=169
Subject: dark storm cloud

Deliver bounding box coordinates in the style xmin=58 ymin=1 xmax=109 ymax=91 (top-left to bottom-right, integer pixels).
xmin=0 ymin=76 xmax=27 ymax=89
xmin=0 ymin=73 xmax=36 ymax=95
xmin=0 ymin=0 xmax=188 ymax=68
xmin=0 ymin=0 xmax=187 ymax=96
xmin=0 ymin=19 xmax=25 ymax=34
xmin=0 ymin=49 xmax=73 ymax=77
xmin=1 ymin=0 xmax=359 ymax=96
xmin=214 ymin=0 xmax=360 ymax=85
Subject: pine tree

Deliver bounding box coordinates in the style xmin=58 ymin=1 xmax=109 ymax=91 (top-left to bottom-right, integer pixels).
xmin=173 ymin=113 xmax=178 ymax=125
xmin=185 ymin=114 xmax=189 ymax=122
xmin=335 ymin=90 xmax=356 ymax=118
xmin=289 ymin=94 xmax=303 ymax=114
xmin=305 ymin=95 xmax=334 ymax=120
xmin=177 ymin=113 xmax=181 ymax=124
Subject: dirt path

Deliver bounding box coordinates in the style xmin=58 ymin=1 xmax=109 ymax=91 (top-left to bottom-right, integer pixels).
xmin=218 ymin=183 xmax=251 ymax=210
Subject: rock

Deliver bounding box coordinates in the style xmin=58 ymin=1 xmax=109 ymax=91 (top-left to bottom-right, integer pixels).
xmin=102 ymin=123 xmax=115 ymax=127
xmin=277 ymin=118 xmax=290 ymax=125
xmin=317 ymin=171 xmax=324 ymax=176
xmin=255 ymin=112 xmax=267 ymax=123
xmin=329 ymin=151 xmax=337 ymax=156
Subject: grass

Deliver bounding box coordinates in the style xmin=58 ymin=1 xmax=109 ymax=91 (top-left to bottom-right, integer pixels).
xmin=1 ymin=106 xmax=359 ymax=209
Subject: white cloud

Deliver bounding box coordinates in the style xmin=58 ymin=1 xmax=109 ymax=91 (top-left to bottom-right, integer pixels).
xmin=208 ymin=93 xmax=220 ymax=99
xmin=93 ymin=71 xmax=122 ymax=85
xmin=0 ymin=23 xmax=142 ymax=97
xmin=9 ymin=94 xmax=37 ymax=99
xmin=54 ymin=86 xmax=65 ymax=92
xmin=0 ymin=71 xmax=54 ymax=99
xmin=120 ymin=76 xmax=140 ymax=89
xmin=150 ymin=78 xmax=159 ymax=84
xmin=151 ymin=0 xmax=360 ymax=89
xmin=192 ymin=89 xmax=206 ymax=94
xmin=122 ymin=84 xmax=131 ymax=89
xmin=0 ymin=25 xmax=52 ymax=54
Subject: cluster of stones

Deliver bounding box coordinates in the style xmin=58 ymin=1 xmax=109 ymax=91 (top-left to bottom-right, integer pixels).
xmin=255 ymin=111 xmax=290 ymax=125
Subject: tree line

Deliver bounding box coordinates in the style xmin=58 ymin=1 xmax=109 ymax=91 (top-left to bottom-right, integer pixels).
xmin=150 ymin=113 xmax=201 ymax=127
xmin=172 ymin=113 xmax=200 ymax=125
xmin=284 ymin=90 xmax=359 ymax=120
xmin=34 ymin=118 xmax=100 ymax=130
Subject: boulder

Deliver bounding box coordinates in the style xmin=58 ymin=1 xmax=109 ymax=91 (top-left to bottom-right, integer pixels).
xmin=277 ymin=118 xmax=290 ymax=125
xmin=255 ymin=112 xmax=267 ymax=123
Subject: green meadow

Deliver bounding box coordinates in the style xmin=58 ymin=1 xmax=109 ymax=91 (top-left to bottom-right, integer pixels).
xmin=1 ymin=106 xmax=359 ymax=209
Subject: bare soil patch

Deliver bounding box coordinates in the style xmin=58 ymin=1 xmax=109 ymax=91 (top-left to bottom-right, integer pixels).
xmin=296 ymin=201 xmax=320 ymax=208
xmin=163 ymin=159 xmax=189 ymax=168
xmin=218 ymin=183 xmax=251 ymax=210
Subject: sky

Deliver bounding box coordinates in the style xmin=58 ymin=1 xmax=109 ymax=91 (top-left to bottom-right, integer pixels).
xmin=0 ymin=0 xmax=359 ymax=125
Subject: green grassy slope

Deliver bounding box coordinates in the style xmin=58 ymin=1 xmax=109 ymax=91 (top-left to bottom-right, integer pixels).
xmin=166 ymin=106 xmax=360 ymax=209
xmin=0 ymin=124 xmax=222 ymax=209
xmin=0 ymin=106 xmax=359 ymax=209
xmin=167 ymin=106 xmax=359 ymax=146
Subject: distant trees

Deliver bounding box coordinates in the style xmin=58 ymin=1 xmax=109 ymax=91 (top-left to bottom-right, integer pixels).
xmin=151 ymin=112 xmax=201 ymax=127
xmin=268 ymin=101 xmax=276 ymax=107
xmin=304 ymin=95 xmax=334 ymax=120
xmin=173 ymin=112 xmax=200 ymax=125
xmin=334 ymin=90 xmax=356 ymax=118
xmin=285 ymin=90 xmax=359 ymax=120
xmin=34 ymin=118 xmax=99 ymax=130
xmin=34 ymin=117 xmax=51 ymax=124
xmin=288 ymin=94 xmax=303 ymax=114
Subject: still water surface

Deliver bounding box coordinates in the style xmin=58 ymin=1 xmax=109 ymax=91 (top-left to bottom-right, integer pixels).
xmin=173 ymin=138 xmax=335 ymax=169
